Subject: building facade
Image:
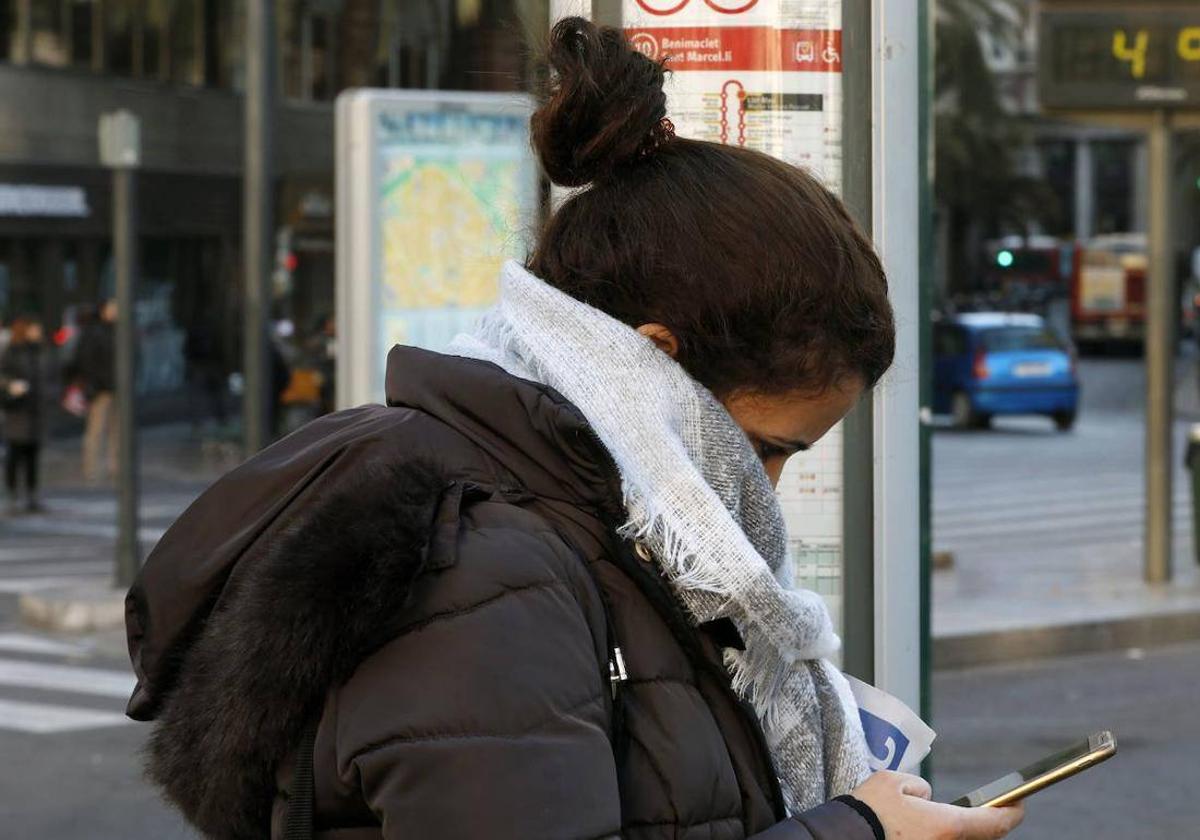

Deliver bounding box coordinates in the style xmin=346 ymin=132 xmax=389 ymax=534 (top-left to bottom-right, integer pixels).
xmin=0 ymin=0 xmax=541 ymax=414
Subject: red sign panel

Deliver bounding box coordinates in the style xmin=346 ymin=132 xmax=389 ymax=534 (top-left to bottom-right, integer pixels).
xmin=627 ymin=26 xmax=843 ymax=73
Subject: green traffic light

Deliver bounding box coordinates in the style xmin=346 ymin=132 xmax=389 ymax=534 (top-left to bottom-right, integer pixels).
xmin=997 ymin=250 xmax=1015 ymax=268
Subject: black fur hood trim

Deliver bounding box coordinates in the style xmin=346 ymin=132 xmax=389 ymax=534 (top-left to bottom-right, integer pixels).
xmin=141 ymin=460 xmax=452 ymax=839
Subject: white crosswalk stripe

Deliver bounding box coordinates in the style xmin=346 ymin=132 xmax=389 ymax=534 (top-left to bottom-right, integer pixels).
xmin=0 ymin=657 xmax=135 ymax=699
xmin=0 ymin=636 xmax=136 ymax=734
xmin=0 ymin=633 xmax=91 ymax=657
xmin=0 ymin=576 xmax=108 ymax=594
xmin=933 ymin=439 xmax=1195 ymax=556
xmin=0 ymin=699 xmax=131 ymax=734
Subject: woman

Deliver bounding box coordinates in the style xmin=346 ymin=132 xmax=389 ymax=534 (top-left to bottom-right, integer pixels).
xmin=1 ymin=316 xmax=47 ymax=513
xmin=126 ymin=19 xmax=1023 ymax=840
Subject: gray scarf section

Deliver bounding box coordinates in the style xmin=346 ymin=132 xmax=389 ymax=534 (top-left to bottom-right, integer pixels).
xmin=449 ymin=261 xmax=871 ymax=812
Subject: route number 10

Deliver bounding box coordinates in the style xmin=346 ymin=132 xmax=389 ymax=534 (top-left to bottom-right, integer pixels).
xmin=1113 ymin=27 xmax=1200 ymax=80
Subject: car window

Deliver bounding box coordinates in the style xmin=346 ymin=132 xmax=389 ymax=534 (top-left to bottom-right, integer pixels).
xmin=980 ymin=327 xmax=1062 ymax=353
xmin=934 ymin=325 xmax=967 ymax=356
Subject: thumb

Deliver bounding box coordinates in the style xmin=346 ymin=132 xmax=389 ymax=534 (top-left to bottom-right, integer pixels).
xmin=958 ymin=802 xmax=1026 ymax=839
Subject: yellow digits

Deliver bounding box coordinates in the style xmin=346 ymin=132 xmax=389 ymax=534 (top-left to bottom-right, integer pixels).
xmin=1113 ymin=29 xmax=1149 ymax=80
xmin=1179 ymin=27 xmax=1200 ymax=62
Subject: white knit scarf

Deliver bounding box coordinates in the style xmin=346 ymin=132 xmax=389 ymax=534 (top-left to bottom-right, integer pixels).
xmin=450 ymin=260 xmax=871 ymax=813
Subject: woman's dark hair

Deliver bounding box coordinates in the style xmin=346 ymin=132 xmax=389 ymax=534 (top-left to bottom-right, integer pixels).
xmin=529 ymin=17 xmax=895 ymax=399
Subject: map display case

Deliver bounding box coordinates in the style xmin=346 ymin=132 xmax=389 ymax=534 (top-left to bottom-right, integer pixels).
xmin=335 ymin=90 xmax=539 ymax=407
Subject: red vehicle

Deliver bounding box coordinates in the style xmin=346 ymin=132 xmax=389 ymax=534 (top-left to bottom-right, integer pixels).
xmin=984 ymin=235 xmax=1073 ymax=298
xmin=1070 ymin=233 xmax=1147 ymax=347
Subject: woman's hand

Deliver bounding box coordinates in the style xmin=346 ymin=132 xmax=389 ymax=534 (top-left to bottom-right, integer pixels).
xmin=851 ymin=771 xmax=1025 ymax=839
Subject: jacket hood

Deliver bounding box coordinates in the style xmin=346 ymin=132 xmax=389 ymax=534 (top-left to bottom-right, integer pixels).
xmin=385 ymin=345 xmax=619 ymax=514
xmin=125 ymin=347 xmax=619 ymax=838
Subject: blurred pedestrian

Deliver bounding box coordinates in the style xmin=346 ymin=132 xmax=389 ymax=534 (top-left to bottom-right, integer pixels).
xmin=184 ymin=320 xmax=228 ymax=433
xmin=125 ymin=19 xmax=1022 ymax=840
xmin=1 ymin=316 xmax=48 ymax=513
xmin=307 ymin=313 xmax=336 ymax=415
xmin=75 ymin=299 xmax=117 ymax=483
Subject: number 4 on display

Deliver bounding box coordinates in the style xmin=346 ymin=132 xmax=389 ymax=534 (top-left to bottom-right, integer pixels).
xmin=1112 ymin=27 xmax=1200 ymax=80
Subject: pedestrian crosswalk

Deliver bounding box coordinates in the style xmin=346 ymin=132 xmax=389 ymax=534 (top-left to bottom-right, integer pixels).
xmin=934 ymin=423 xmax=1195 ymax=562
xmin=0 ymin=491 xmax=197 ymax=593
xmin=0 ymin=632 xmax=135 ymax=734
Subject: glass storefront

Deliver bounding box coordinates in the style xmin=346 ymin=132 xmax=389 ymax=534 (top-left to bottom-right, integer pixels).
xmin=2 ymin=1 xmax=542 ymax=100
xmin=0 ymin=0 xmax=546 ymax=432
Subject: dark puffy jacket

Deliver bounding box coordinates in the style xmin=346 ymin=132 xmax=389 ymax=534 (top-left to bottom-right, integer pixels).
xmin=126 ymin=346 xmax=875 ymax=840
xmin=75 ymin=321 xmax=115 ymax=395
xmin=0 ymin=342 xmax=46 ymax=443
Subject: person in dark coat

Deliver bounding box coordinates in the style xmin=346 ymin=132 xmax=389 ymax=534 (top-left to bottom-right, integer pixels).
xmin=125 ymin=19 xmax=1023 ymax=840
xmin=1 ymin=316 xmax=48 ymax=512
xmin=75 ymin=299 xmax=118 ymax=482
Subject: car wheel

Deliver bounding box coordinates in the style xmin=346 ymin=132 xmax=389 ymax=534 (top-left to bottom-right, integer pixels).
xmin=952 ymin=392 xmax=979 ymax=429
xmin=1054 ymin=411 xmax=1076 ymax=432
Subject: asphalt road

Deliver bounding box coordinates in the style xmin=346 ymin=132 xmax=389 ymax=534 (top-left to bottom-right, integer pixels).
xmin=0 ymin=616 xmax=1192 ymax=840
xmin=931 ymin=641 xmax=1200 ymax=839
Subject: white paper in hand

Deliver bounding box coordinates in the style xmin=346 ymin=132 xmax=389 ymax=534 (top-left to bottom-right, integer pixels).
xmin=845 ymin=674 xmax=936 ymax=774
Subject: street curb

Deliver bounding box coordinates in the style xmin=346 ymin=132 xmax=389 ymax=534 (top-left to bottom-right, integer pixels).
xmin=933 ymin=609 xmax=1200 ymax=669
xmin=18 ymin=586 xmax=126 ymax=634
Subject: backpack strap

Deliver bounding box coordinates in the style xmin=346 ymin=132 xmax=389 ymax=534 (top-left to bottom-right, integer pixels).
xmin=284 ymin=721 xmax=318 ymax=840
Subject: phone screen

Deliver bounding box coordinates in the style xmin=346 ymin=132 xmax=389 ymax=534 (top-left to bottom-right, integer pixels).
xmin=951 ymin=733 xmax=1114 ymax=807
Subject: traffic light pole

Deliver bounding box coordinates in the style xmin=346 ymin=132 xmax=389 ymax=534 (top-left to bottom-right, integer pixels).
xmin=1145 ymin=109 xmax=1174 ymax=584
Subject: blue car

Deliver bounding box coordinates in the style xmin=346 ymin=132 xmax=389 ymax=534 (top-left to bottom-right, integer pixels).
xmin=933 ymin=313 xmax=1080 ymax=431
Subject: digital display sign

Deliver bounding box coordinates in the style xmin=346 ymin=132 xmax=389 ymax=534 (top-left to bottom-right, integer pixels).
xmin=1039 ymin=9 xmax=1200 ymax=109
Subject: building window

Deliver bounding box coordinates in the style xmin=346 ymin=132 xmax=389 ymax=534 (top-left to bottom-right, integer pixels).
xmin=1094 ymin=141 xmax=1133 ymax=235
xmin=278 ymin=1 xmax=337 ymax=101
xmin=69 ymin=0 xmax=95 ymax=69
xmin=0 ymin=0 xmax=14 ymax=62
xmin=31 ymin=0 xmax=70 ymax=67
xmin=168 ymin=0 xmax=203 ymax=85
xmin=105 ymin=0 xmax=137 ymax=76
xmin=1038 ymin=140 xmax=1076 ymax=238
xmin=204 ymin=0 xmax=243 ymax=90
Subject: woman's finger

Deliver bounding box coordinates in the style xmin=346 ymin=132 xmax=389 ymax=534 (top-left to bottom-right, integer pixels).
xmin=958 ymin=801 xmax=1026 ymax=839
xmin=898 ymin=774 xmax=933 ymax=800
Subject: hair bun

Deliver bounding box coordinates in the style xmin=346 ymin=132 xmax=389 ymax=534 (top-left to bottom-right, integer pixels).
xmin=531 ymin=17 xmax=669 ymax=187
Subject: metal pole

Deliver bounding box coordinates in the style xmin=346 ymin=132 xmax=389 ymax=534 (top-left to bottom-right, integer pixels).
xmin=916 ymin=0 xmax=935 ymax=763
xmin=243 ymin=0 xmax=275 ymax=454
xmin=114 ymin=167 xmax=141 ymax=587
xmin=1145 ymin=109 xmax=1174 ymax=584
xmin=840 ymin=0 xmax=874 ymax=683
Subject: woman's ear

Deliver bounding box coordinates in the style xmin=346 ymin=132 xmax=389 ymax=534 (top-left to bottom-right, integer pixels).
xmin=636 ymin=323 xmax=680 ymax=359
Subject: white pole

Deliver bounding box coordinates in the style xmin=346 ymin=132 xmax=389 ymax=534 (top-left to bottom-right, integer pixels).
xmin=871 ymin=0 xmax=922 ymax=709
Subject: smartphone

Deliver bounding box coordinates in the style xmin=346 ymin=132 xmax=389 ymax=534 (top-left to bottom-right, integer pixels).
xmin=951 ymin=731 xmax=1117 ymax=808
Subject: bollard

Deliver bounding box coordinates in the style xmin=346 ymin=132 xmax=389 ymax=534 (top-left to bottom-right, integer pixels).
xmin=1186 ymin=424 xmax=1200 ymax=566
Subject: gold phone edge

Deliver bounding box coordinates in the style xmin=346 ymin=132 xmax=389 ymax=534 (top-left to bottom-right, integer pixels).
xmin=982 ymin=744 xmax=1117 ymax=808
